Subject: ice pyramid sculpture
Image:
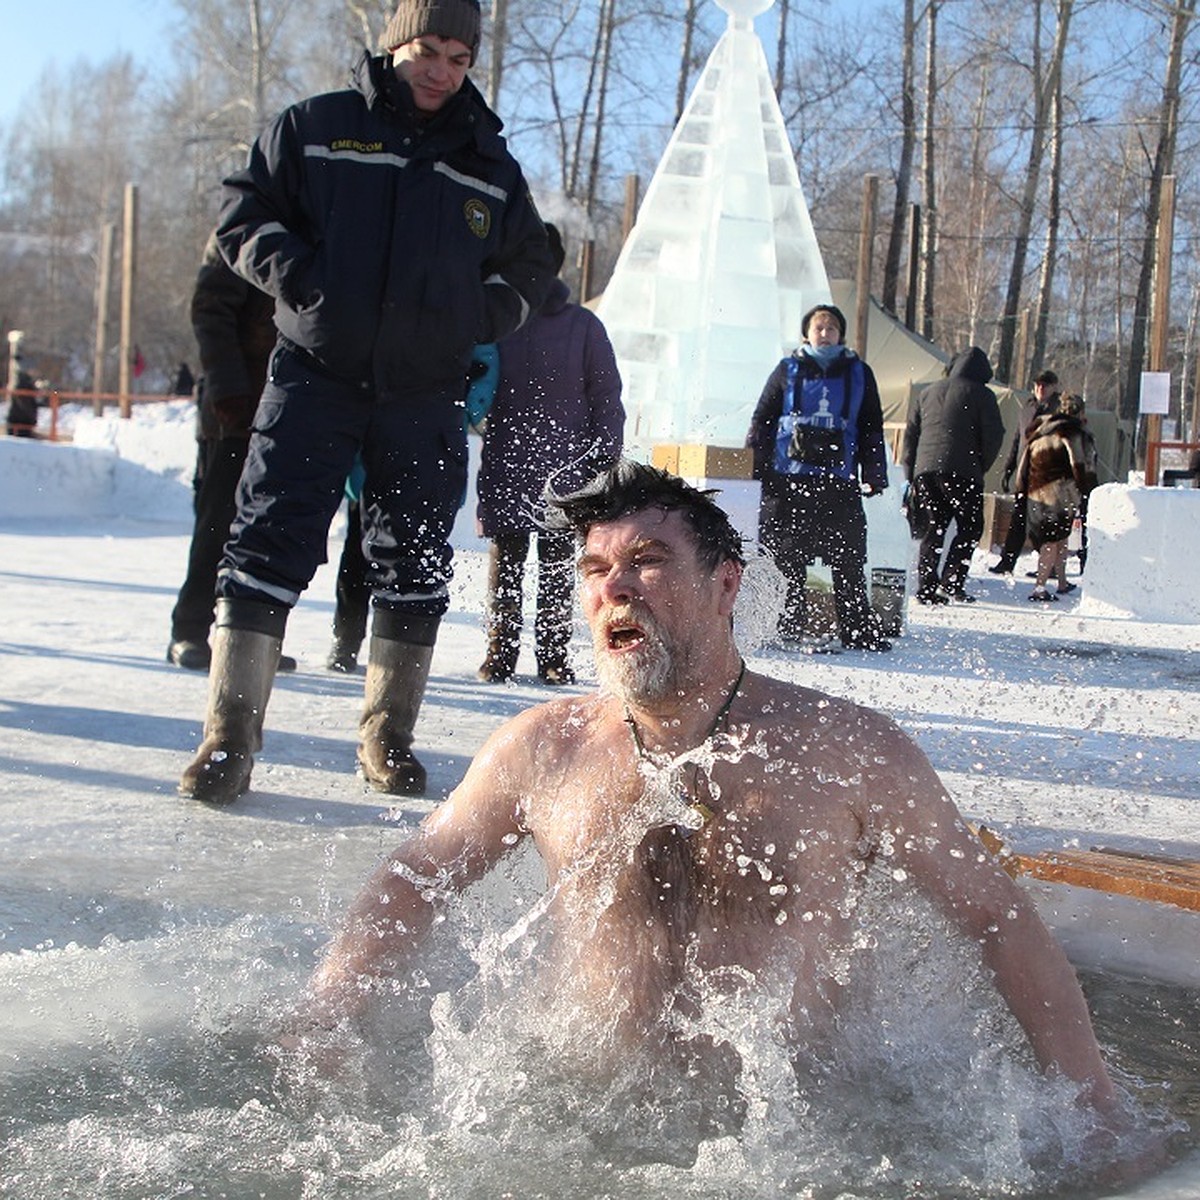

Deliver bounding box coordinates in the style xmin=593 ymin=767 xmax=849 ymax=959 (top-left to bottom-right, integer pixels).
xmin=596 ymin=0 xmax=832 ymax=449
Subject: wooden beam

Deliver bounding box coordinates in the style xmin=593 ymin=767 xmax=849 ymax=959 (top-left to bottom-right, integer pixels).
xmin=975 ymin=826 xmax=1200 ymax=912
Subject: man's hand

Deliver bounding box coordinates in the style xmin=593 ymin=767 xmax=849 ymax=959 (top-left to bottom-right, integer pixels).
xmin=862 ymin=482 xmax=885 ymax=498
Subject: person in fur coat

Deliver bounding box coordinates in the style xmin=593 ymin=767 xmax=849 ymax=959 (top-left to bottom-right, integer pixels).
xmin=1016 ymin=393 xmax=1096 ymax=601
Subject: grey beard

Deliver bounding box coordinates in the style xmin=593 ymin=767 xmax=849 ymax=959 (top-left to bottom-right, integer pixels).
xmin=593 ymin=614 xmax=684 ymax=707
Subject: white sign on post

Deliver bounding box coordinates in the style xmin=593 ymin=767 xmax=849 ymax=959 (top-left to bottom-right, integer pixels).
xmin=1139 ymin=371 xmax=1170 ymax=415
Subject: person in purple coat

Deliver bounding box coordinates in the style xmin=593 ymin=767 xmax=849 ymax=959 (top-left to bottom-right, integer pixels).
xmin=475 ymin=224 xmax=624 ymax=684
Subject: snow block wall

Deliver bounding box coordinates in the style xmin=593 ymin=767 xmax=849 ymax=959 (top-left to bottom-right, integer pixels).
xmin=0 ymin=438 xmax=122 ymax=519
xmin=0 ymin=403 xmax=196 ymax=523
xmin=1078 ymin=483 xmax=1200 ymax=623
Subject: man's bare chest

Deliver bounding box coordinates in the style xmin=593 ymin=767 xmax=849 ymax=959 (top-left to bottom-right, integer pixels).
xmin=528 ymin=762 xmax=861 ymax=936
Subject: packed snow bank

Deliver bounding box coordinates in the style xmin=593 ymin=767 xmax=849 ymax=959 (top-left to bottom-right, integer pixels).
xmin=1078 ymin=484 xmax=1200 ymax=623
xmin=0 ymin=402 xmax=196 ymax=523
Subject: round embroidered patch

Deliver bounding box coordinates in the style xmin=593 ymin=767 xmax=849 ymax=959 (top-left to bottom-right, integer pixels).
xmin=464 ymin=198 xmax=491 ymax=239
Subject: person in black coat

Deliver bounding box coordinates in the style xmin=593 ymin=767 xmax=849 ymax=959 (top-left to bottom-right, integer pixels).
xmin=746 ymin=304 xmax=892 ymax=651
xmin=166 ymin=233 xmax=298 ymax=672
xmin=902 ymin=346 xmax=1005 ymax=604
xmin=5 ymin=366 xmax=38 ymax=437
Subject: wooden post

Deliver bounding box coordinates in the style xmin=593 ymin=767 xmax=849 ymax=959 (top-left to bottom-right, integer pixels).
xmin=580 ymin=239 xmax=595 ymax=304
xmin=1146 ymin=175 xmax=1175 ymax=484
xmin=118 ymin=184 xmax=138 ymax=419
xmin=1012 ymin=307 xmax=1030 ymax=388
xmin=622 ymin=173 xmax=640 ymax=242
xmin=905 ymin=202 xmax=920 ymax=332
xmin=92 ymin=221 xmax=115 ymax=414
xmin=854 ymin=174 xmax=879 ymax=357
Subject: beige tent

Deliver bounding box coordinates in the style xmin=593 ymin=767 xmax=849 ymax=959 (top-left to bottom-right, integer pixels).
xmin=830 ymin=279 xmax=1123 ymax=488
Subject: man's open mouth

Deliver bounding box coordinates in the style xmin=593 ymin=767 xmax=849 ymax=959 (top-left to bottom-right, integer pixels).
xmin=605 ymin=621 xmax=646 ymax=652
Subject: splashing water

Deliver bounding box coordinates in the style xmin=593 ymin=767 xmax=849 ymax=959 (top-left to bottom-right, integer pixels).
xmin=2 ymin=832 xmax=1193 ymax=1200
xmin=733 ymin=547 xmax=788 ymax=654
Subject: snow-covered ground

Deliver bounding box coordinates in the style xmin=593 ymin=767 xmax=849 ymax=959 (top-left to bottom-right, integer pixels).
xmin=1 ymin=405 xmax=1198 ymax=1198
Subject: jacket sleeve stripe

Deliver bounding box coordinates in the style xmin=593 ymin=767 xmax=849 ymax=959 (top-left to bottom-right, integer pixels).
xmin=234 ymin=225 xmax=289 ymax=276
xmin=483 ymin=273 xmax=529 ymax=327
xmin=434 ymin=162 xmax=509 ymax=201
xmin=303 ymin=144 xmax=412 ymax=169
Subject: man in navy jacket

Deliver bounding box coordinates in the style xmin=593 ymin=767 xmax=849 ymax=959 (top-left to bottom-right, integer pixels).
xmin=180 ymin=0 xmax=556 ymax=806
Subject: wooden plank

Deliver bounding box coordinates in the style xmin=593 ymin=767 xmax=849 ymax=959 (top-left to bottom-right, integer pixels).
xmin=973 ymin=827 xmax=1200 ymax=913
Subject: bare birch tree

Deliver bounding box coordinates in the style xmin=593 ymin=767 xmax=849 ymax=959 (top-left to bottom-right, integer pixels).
xmin=919 ymin=0 xmax=939 ymax=340
xmin=1030 ymin=64 xmax=1064 ymax=377
xmin=881 ymin=0 xmax=917 ymax=315
xmin=993 ymin=0 xmax=1074 ymax=385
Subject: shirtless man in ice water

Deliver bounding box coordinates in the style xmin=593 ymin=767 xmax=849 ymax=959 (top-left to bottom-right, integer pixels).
xmin=301 ymin=460 xmax=1119 ymax=1117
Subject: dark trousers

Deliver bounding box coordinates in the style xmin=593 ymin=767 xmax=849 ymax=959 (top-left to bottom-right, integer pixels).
xmin=914 ymin=472 xmax=983 ymax=598
xmin=759 ymin=476 xmax=878 ymax=646
xmin=484 ymin=530 xmax=575 ymax=672
xmin=218 ymin=344 xmax=467 ymax=627
xmin=171 ymin=437 xmax=248 ymax=643
xmin=333 ymin=498 xmax=371 ymax=650
xmin=996 ymin=493 xmax=1029 ymax=568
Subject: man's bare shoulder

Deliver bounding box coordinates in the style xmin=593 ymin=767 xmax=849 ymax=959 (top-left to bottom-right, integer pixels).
xmin=483 ymin=691 xmax=621 ymax=767
xmin=737 ymin=669 xmax=922 ymax=770
xmin=741 ymin=669 xmax=899 ymax=732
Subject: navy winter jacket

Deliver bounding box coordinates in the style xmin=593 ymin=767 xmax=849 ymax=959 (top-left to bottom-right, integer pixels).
xmin=217 ymin=53 xmax=555 ymax=399
xmin=476 ymin=279 xmax=625 ymax=536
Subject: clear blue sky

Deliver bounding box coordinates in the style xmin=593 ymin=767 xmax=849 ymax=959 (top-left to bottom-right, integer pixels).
xmin=1 ymin=0 xmax=168 ymax=126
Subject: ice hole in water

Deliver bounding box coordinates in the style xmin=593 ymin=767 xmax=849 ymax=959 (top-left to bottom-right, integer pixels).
xmin=1 ymin=828 xmax=1195 ymax=1199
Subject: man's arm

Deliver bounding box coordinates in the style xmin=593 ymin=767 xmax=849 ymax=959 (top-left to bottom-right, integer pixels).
xmin=865 ymin=718 xmax=1118 ymax=1113
xmin=900 ymin=395 xmax=922 ymax=480
xmin=583 ymin=311 xmax=625 ymax=463
xmin=190 ymin=233 xmax=269 ymax=436
xmin=855 ymin=361 xmax=890 ymax=493
xmin=478 ymin=176 xmax=556 ymax=344
xmin=745 ymin=360 xmax=788 ymax=479
xmin=302 ymin=716 xmax=535 ymax=1028
xmin=216 ymin=108 xmax=319 ymax=309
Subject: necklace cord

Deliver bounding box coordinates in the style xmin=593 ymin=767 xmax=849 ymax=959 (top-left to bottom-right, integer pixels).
xmin=623 ymin=658 xmax=746 ymax=762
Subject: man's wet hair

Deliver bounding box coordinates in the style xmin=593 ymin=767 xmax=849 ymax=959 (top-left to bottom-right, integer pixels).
xmin=545 ymin=459 xmax=746 ymax=569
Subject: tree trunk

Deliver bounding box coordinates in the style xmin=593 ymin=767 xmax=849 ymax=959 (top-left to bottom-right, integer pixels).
xmin=583 ymin=0 xmax=618 ymax=219
xmin=567 ymin=9 xmax=604 ymax=199
xmin=919 ymin=0 xmax=939 ymax=342
xmin=994 ymin=0 xmax=1073 ymax=385
xmin=486 ymin=0 xmax=508 ymax=111
xmin=676 ymin=0 xmax=698 ymax=124
xmin=774 ymin=0 xmax=791 ymax=100
xmin=881 ymin=0 xmax=916 ymax=316
xmin=1030 ymin=67 xmax=1064 ymax=379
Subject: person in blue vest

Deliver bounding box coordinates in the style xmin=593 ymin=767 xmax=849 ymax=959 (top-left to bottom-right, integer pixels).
xmin=746 ymin=304 xmax=891 ymax=652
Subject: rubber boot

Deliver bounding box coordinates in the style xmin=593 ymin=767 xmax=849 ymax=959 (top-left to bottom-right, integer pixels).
xmin=357 ymin=636 xmax=434 ymax=796
xmin=178 ymin=618 xmax=281 ymax=804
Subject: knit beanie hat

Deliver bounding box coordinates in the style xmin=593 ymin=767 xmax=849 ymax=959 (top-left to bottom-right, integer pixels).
xmin=800 ymin=303 xmax=847 ymax=342
xmin=381 ymin=0 xmax=482 ymax=63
